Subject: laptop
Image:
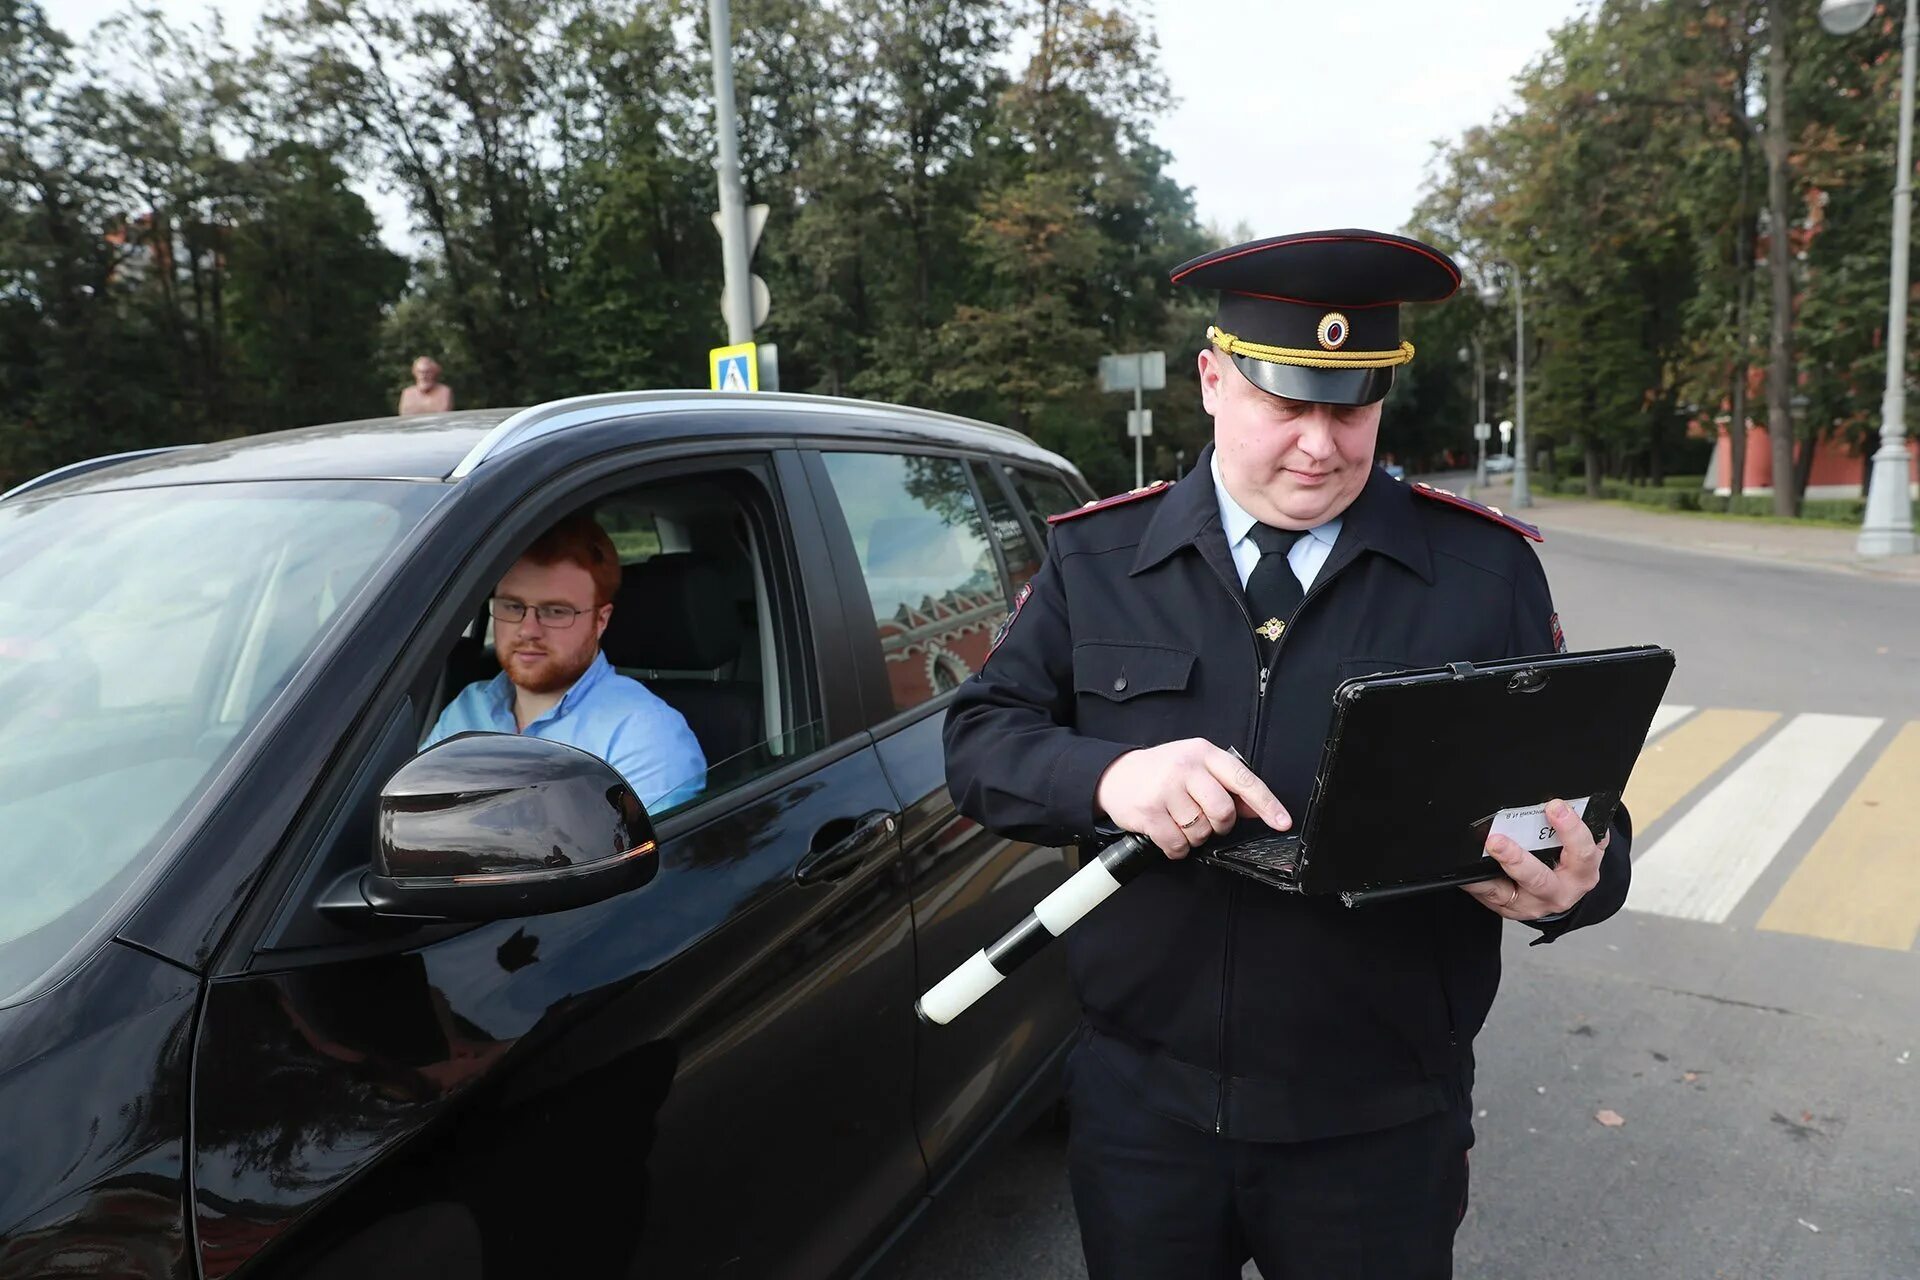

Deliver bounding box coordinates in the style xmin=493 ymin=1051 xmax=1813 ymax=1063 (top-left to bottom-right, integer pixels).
xmin=1195 ymin=645 xmax=1676 ymax=906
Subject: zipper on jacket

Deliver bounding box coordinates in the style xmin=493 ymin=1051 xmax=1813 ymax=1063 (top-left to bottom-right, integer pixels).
xmin=1195 ymin=552 xmax=1261 ymax=1137
xmin=1199 ymin=545 xmax=1356 ymax=1137
xmin=1215 ymin=877 xmax=1236 ymax=1134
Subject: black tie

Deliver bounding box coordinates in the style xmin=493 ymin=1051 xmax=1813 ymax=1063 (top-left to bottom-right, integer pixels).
xmin=1245 ymin=524 xmax=1307 ymax=641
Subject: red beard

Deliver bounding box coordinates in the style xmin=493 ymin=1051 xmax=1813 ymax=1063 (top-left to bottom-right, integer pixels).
xmin=500 ymin=641 xmax=597 ymax=695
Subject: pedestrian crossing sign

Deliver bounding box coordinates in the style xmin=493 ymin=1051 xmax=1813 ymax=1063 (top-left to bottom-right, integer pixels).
xmin=710 ymin=342 xmax=759 ymax=392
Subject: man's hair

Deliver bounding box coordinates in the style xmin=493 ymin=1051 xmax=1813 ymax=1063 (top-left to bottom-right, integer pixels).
xmin=521 ymin=512 xmax=622 ymax=607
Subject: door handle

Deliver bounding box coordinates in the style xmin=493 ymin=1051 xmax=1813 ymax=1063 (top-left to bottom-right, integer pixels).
xmin=796 ymin=809 xmax=898 ymax=885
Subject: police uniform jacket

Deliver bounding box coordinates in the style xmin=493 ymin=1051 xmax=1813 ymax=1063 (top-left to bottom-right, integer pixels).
xmin=944 ymin=449 xmax=1633 ymax=1143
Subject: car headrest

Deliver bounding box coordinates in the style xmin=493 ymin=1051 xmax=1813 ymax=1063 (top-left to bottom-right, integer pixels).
xmin=601 ymin=553 xmax=740 ymax=672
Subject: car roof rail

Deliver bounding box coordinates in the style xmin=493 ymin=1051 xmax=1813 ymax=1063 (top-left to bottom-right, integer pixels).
xmin=0 ymin=446 xmax=185 ymax=504
xmin=448 ymin=389 xmax=1037 ymax=480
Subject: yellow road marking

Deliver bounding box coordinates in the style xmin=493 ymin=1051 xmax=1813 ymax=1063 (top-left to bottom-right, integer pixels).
xmin=1758 ymin=721 xmax=1920 ymax=952
xmin=1624 ymin=709 xmax=1779 ymax=830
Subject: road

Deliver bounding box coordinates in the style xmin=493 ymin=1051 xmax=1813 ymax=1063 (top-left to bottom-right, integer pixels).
xmin=876 ymin=486 xmax=1920 ymax=1280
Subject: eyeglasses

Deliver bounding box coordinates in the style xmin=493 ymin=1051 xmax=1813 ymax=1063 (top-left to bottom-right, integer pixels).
xmin=489 ymin=597 xmax=589 ymax=628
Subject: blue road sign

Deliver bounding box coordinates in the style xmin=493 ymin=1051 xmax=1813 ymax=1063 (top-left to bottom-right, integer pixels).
xmin=710 ymin=342 xmax=759 ymax=392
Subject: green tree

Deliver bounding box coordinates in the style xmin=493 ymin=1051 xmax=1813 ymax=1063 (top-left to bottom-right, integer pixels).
xmin=225 ymin=143 xmax=408 ymax=427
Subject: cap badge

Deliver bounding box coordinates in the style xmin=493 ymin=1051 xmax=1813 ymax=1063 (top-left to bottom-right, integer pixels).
xmin=1316 ymin=312 xmax=1349 ymax=351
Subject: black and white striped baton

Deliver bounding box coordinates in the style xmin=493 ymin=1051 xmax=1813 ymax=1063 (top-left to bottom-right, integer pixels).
xmin=915 ymin=833 xmax=1159 ymax=1025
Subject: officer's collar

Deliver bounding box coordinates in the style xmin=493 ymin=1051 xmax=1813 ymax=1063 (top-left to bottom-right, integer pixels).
xmin=1132 ymin=443 xmax=1433 ymax=584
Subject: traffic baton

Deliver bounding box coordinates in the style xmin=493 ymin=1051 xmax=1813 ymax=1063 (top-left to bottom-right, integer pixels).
xmin=914 ymin=833 xmax=1158 ymax=1025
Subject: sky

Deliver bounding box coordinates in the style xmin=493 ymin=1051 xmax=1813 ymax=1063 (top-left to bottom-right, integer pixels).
xmin=51 ymin=0 xmax=1594 ymax=254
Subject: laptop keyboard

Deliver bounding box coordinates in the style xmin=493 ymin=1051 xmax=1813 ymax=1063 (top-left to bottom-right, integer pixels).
xmin=1211 ymin=833 xmax=1302 ymax=877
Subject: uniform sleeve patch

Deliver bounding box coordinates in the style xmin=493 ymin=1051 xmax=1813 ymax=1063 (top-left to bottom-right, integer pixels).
xmin=1550 ymin=611 xmax=1567 ymax=653
xmin=988 ymin=581 xmax=1033 ymax=659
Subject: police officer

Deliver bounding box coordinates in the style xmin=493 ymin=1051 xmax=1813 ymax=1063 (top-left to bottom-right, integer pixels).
xmin=943 ymin=229 xmax=1631 ymax=1279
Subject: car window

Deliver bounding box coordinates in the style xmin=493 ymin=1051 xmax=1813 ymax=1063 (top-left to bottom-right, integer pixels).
xmin=820 ymin=452 xmax=1006 ymax=714
xmin=1003 ymin=466 xmax=1082 ymax=543
xmin=0 ymin=480 xmax=438 ymax=1006
xmin=424 ymin=470 xmax=822 ymax=819
xmin=971 ymin=460 xmax=1041 ymax=594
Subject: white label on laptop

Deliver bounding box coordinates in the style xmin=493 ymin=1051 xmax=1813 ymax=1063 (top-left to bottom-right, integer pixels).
xmin=1490 ymin=797 xmax=1590 ymax=851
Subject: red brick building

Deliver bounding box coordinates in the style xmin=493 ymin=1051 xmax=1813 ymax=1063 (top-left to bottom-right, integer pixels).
xmin=876 ymin=587 xmax=1007 ymax=709
xmin=1704 ymin=423 xmax=1919 ymax=499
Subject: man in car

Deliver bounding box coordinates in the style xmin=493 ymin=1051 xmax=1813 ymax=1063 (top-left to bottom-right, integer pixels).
xmin=424 ymin=512 xmax=707 ymax=811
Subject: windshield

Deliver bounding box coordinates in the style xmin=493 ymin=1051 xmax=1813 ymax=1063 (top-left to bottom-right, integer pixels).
xmin=0 ymin=480 xmax=439 ymax=1004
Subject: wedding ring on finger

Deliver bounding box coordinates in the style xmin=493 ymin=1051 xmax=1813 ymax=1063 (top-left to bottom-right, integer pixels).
xmin=1502 ymin=882 xmax=1518 ymax=908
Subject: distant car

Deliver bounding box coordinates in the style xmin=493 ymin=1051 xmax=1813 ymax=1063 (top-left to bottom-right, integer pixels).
xmin=1485 ymin=454 xmax=1516 ymax=474
xmin=0 ymin=391 xmax=1093 ymax=1280
xmin=1381 ymin=462 xmax=1406 ymax=481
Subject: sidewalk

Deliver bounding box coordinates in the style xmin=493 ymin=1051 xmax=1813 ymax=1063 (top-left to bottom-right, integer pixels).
xmin=1442 ymin=476 xmax=1920 ymax=584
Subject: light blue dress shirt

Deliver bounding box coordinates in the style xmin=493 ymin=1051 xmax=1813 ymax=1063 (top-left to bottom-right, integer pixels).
xmin=1210 ymin=453 xmax=1342 ymax=590
xmin=424 ymin=650 xmax=708 ymax=813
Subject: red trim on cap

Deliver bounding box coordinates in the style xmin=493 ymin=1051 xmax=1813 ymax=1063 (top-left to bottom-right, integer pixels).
xmin=1224 ymin=289 xmax=1404 ymax=310
xmin=1046 ymin=481 xmax=1171 ymax=524
xmin=1172 ymin=233 xmax=1463 ymax=299
xmin=1410 ymin=482 xmax=1543 ymax=541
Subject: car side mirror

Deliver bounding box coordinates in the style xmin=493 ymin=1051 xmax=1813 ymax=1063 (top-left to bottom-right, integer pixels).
xmin=357 ymin=733 xmax=659 ymax=922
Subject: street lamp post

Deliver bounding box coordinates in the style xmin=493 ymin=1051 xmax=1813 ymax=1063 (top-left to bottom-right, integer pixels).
xmin=1461 ymin=338 xmax=1489 ymax=488
xmin=1823 ymin=0 xmax=1918 ymax=554
xmin=1511 ymin=268 xmax=1533 ymax=507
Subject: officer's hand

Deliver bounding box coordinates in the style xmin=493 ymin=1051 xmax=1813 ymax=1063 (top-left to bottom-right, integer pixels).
xmin=1094 ymin=740 xmax=1291 ymax=858
xmin=1463 ymin=798 xmax=1609 ymax=920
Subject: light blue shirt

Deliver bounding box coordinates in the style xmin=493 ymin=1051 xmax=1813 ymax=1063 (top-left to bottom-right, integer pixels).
xmin=1211 ymin=453 xmax=1343 ymax=591
xmin=424 ymin=651 xmax=707 ymax=813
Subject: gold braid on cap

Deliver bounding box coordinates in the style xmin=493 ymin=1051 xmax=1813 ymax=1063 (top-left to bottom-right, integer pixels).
xmin=1208 ymin=325 xmax=1415 ymax=370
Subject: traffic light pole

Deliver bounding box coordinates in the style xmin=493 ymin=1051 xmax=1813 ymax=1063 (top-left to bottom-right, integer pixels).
xmin=708 ymin=0 xmax=754 ymax=346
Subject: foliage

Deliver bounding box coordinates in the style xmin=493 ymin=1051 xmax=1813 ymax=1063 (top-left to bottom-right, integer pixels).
xmin=13 ymin=0 xmax=1911 ymax=521
xmin=2 ymin=0 xmax=1212 ymax=493
xmin=1548 ymin=471 xmax=1866 ymax=524
xmin=1408 ymin=0 xmax=1913 ymax=518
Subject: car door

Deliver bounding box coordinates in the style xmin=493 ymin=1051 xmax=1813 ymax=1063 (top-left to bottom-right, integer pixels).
xmin=187 ymin=448 xmax=923 ymax=1280
xmin=805 ymin=445 xmax=1080 ymax=1179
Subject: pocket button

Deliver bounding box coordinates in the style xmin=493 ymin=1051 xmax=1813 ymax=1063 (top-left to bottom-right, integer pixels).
xmin=1112 ymin=675 xmax=1127 ymax=693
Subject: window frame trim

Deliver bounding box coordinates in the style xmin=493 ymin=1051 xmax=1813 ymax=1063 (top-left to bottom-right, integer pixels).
xmin=804 ymin=442 xmax=1016 ymax=738
xmin=219 ymin=441 xmax=841 ymax=972
xmin=1000 ymin=462 xmax=1093 ymax=543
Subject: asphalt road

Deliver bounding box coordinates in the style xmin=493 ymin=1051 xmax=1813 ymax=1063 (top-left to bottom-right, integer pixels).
xmin=876 ymin=489 xmax=1920 ymax=1280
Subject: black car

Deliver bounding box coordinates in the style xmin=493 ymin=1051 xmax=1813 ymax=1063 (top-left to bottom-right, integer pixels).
xmin=0 ymin=391 xmax=1094 ymax=1279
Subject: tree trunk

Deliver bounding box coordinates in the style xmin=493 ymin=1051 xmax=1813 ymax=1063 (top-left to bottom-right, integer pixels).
xmin=1795 ymin=428 xmax=1818 ymax=498
xmin=1765 ymin=4 xmax=1800 ymax=517
xmin=1730 ymin=135 xmax=1754 ymax=498
xmin=1585 ymin=438 xmax=1603 ymax=497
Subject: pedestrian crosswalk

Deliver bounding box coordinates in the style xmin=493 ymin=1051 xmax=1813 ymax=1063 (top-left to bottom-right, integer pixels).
xmin=1623 ymin=705 xmax=1920 ymax=952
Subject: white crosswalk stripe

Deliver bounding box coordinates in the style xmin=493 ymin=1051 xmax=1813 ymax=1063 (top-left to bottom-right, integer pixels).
xmin=1644 ymin=703 xmax=1694 ymax=740
xmin=1630 ymin=713 xmax=1882 ymax=924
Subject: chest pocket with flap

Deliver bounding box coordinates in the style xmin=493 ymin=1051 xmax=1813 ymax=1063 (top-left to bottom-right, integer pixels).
xmin=1073 ymin=641 xmax=1197 ymax=703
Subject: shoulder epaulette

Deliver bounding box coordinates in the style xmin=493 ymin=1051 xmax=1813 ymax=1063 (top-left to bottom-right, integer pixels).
xmin=1410 ymin=481 xmax=1543 ymax=542
xmin=1046 ymin=480 xmax=1172 ymax=525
